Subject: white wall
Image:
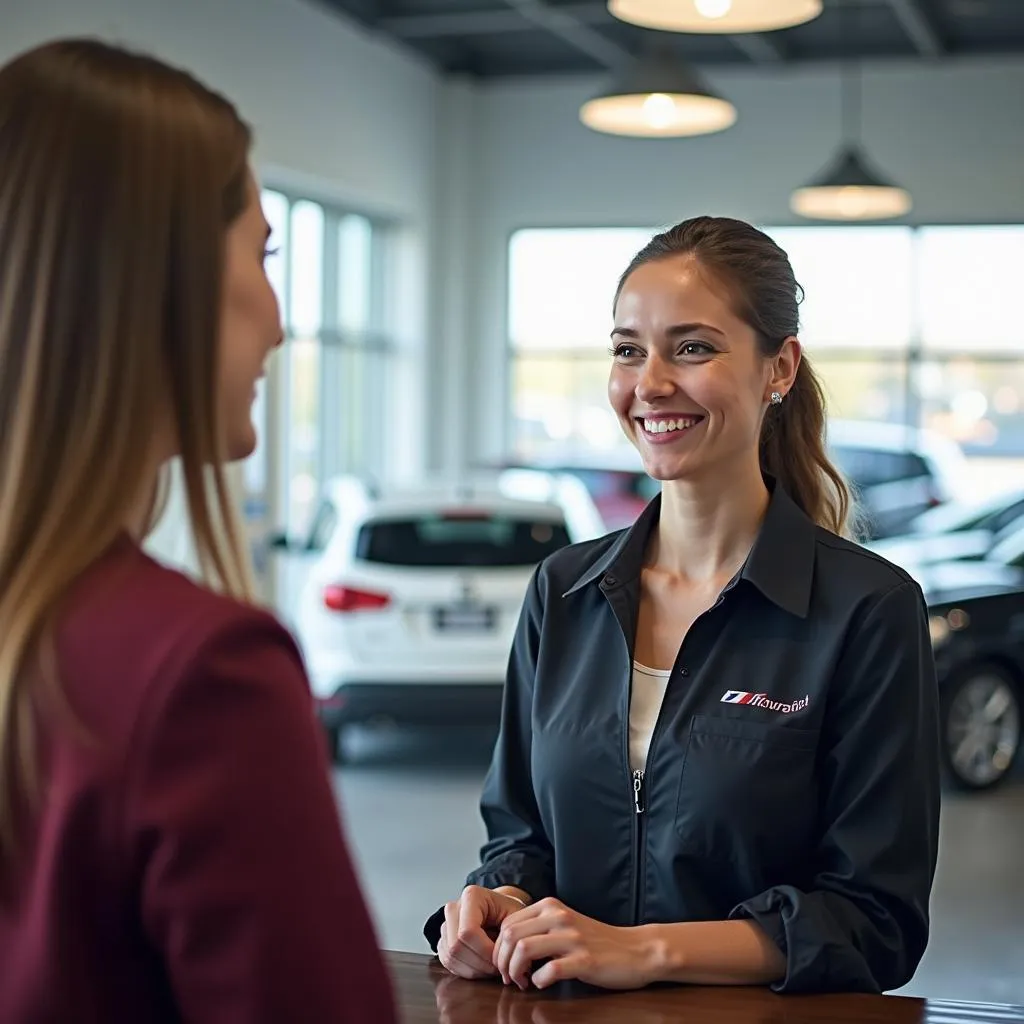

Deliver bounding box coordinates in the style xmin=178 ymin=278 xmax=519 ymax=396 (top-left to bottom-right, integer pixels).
xmin=4 ymin=0 xmax=437 ymax=220
xmin=460 ymin=57 xmax=1024 ymax=465
xmin=3 ymin=0 xmax=440 ymax=569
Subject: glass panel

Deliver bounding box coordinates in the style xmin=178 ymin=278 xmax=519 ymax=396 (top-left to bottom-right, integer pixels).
xmin=286 ymin=338 xmax=321 ymax=537
xmin=339 ymin=214 xmax=373 ymax=333
xmin=261 ymin=189 xmax=289 ymax=315
xmin=289 ymin=200 xmax=324 ymax=336
xmin=763 ymin=227 xmax=914 ymax=350
xmin=809 ymin=353 xmax=907 ymax=424
xmin=357 ymin=516 xmax=571 ymax=567
xmin=284 ymin=200 xmax=324 ymax=541
xmin=246 ymin=190 xmax=286 ymax=570
xmin=916 ymin=357 xmax=1024 ymax=456
xmin=917 ymin=226 xmax=1024 ymax=352
xmin=508 ymin=228 xmax=656 ymax=351
xmin=511 ymin=354 xmax=628 ymax=461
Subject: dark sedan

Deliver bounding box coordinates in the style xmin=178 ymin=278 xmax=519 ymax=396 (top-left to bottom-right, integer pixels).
xmin=913 ymin=551 xmax=1024 ymax=791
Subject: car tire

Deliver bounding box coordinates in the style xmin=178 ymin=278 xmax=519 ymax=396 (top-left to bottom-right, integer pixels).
xmin=941 ymin=662 xmax=1022 ymax=792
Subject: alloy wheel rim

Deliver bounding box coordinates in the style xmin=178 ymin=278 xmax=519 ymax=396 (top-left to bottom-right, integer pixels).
xmin=947 ymin=674 xmax=1021 ymax=786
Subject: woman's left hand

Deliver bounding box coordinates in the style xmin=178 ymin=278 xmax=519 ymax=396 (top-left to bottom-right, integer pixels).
xmin=492 ymin=897 xmax=654 ymax=992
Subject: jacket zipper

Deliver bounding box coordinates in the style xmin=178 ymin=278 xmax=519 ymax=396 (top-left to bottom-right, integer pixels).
xmin=632 ymin=768 xmax=645 ymax=924
xmin=624 ymin=585 xmax=731 ymax=928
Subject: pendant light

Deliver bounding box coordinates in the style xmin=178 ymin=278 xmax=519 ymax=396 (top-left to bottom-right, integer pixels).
xmin=790 ymin=5 xmax=911 ymax=220
xmin=608 ymin=0 xmax=822 ymax=34
xmin=580 ymin=47 xmax=737 ymax=138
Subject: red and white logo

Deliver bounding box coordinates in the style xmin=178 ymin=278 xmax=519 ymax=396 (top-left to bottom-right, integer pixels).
xmin=720 ymin=690 xmax=810 ymax=714
xmin=720 ymin=690 xmax=765 ymax=705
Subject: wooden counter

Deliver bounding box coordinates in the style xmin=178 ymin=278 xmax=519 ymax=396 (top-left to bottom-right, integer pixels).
xmin=386 ymin=951 xmax=1024 ymax=1024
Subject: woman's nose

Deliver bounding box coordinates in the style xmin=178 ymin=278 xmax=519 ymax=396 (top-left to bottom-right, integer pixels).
xmin=635 ymin=353 xmax=675 ymax=401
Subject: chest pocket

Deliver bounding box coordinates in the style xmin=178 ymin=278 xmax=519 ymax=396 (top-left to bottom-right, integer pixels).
xmin=674 ymin=715 xmax=818 ymax=873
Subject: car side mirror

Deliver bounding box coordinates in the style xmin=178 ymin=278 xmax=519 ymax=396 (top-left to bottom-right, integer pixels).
xmin=268 ymin=530 xmax=326 ymax=554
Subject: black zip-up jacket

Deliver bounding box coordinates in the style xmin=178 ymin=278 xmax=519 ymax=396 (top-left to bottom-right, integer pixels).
xmin=425 ymin=482 xmax=941 ymax=994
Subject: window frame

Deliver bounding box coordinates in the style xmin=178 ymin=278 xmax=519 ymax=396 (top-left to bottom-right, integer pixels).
xmin=505 ymin=221 xmax=1024 ymax=460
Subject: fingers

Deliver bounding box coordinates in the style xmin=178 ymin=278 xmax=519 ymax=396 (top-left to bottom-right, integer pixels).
xmin=494 ymin=899 xmax=573 ymax=970
xmin=530 ymin=951 xmax=589 ymax=990
xmin=505 ymin=931 xmax=580 ymax=990
xmin=438 ymin=897 xmax=499 ymax=979
xmin=493 ymin=912 xmax=546 ymax=983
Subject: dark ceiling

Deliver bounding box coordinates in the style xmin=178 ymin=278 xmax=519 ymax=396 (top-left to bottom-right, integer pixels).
xmin=309 ymin=0 xmax=1024 ymax=77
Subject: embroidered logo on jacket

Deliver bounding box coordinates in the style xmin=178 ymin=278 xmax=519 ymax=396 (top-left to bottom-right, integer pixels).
xmin=720 ymin=690 xmax=810 ymax=714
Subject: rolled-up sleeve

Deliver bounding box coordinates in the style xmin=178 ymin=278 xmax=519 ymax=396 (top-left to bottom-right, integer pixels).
xmin=731 ymin=580 xmax=940 ymax=993
xmin=424 ymin=566 xmax=556 ymax=951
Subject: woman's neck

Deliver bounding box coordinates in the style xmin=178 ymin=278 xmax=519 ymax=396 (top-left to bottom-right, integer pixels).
xmin=649 ymin=455 xmax=769 ymax=583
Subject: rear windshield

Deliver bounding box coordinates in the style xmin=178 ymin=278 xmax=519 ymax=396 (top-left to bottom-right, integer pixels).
xmin=830 ymin=446 xmax=930 ymax=488
xmin=356 ymin=514 xmax=571 ymax=567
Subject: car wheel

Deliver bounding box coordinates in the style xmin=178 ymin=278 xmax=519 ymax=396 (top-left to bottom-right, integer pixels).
xmin=942 ymin=663 xmax=1021 ymax=791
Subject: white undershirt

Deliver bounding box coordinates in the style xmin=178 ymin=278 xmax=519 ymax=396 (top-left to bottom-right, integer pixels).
xmin=629 ymin=661 xmax=672 ymax=773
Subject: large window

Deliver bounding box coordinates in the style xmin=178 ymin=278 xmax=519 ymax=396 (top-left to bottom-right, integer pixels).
xmin=508 ymin=224 xmax=1024 ymax=462
xmin=250 ymin=189 xmax=393 ymax=570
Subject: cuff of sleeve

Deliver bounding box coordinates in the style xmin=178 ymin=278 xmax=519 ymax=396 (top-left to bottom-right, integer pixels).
xmin=423 ymin=906 xmax=446 ymax=953
xmin=730 ymin=894 xmax=789 ymax=991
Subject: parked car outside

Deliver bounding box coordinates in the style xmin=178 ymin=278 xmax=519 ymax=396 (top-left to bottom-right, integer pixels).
xmin=869 ymin=487 xmax=1024 ymax=568
xmin=911 ymin=526 xmax=1024 ymax=790
xmin=288 ymin=475 xmax=593 ymax=760
xmin=500 ymin=419 xmax=966 ymax=541
xmin=493 ymin=448 xmax=658 ymax=531
xmin=827 ymin=419 xmax=967 ymax=540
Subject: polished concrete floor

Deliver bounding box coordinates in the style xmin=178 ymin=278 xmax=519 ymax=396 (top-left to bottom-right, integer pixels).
xmin=333 ymin=725 xmax=1024 ymax=1005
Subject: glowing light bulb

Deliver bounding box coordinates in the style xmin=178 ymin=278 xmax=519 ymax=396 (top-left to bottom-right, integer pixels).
xmin=835 ymin=187 xmax=870 ymax=218
xmin=642 ymin=92 xmax=677 ymax=129
xmin=694 ymin=0 xmax=733 ymax=19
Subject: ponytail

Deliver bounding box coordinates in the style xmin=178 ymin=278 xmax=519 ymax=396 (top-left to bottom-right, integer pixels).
xmin=759 ymin=356 xmax=857 ymax=538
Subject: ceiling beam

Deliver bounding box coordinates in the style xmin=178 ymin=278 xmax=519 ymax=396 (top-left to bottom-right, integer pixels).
xmin=884 ymin=0 xmax=945 ymax=57
xmin=728 ymin=33 xmax=788 ymax=63
xmin=378 ymin=2 xmax=610 ymax=39
xmin=502 ymin=0 xmax=629 ymax=68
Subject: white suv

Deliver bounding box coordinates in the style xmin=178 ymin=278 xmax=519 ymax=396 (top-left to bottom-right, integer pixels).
xmin=291 ymin=475 xmax=595 ymax=760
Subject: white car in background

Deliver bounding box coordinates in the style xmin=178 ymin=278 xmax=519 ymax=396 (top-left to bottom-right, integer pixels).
xmin=291 ymin=474 xmax=599 ymax=760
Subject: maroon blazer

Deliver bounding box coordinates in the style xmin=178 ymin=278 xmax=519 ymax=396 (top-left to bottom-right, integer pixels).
xmin=0 ymin=536 xmax=396 ymax=1023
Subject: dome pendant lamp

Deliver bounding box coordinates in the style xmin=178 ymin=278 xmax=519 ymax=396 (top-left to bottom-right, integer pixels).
xmin=608 ymin=0 xmax=822 ymax=34
xmin=790 ymin=6 xmax=911 ymax=220
xmin=580 ymin=47 xmax=737 ymax=138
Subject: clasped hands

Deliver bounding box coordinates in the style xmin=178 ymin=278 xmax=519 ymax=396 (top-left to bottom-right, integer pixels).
xmin=438 ymin=885 xmax=654 ymax=991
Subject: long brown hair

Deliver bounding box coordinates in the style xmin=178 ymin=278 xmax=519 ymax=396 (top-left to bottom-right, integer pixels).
xmin=616 ymin=216 xmax=854 ymax=536
xmin=0 ymin=39 xmax=255 ymax=871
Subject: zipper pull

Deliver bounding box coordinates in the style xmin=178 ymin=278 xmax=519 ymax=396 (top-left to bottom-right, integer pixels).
xmin=633 ymin=769 xmax=645 ymax=815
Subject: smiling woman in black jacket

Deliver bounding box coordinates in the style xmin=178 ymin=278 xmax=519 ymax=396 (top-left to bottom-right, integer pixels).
xmin=425 ymin=216 xmax=940 ymax=995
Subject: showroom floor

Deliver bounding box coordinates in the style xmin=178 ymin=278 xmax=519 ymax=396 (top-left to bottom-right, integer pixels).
xmin=333 ymin=725 xmax=1024 ymax=1006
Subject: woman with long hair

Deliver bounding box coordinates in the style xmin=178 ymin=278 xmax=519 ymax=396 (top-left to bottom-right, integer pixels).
xmin=0 ymin=38 xmax=395 ymax=1022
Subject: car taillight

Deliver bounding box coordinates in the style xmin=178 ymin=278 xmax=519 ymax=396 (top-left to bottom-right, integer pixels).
xmin=323 ymin=584 xmax=391 ymax=613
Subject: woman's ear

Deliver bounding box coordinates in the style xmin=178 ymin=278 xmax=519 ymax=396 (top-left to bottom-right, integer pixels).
xmin=767 ymin=336 xmax=801 ymax=401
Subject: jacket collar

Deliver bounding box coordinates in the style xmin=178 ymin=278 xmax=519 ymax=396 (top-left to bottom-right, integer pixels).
xmin=563 ymin=478 xmax=816 ymax=619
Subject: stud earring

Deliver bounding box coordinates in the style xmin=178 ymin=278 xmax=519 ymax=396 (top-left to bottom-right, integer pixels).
xmin=770 ymin=391 xmax=783 ymax=405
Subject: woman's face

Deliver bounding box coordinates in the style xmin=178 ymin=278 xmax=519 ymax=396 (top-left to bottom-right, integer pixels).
xmin=607 ymin=255 xmax=799 ymax=485
xmin=218 ymin=173 xmax=283 ymax=461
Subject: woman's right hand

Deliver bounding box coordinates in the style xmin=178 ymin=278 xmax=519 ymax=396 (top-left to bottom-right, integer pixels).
xmin=438 ymin=886 xmax=527 ymax=980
